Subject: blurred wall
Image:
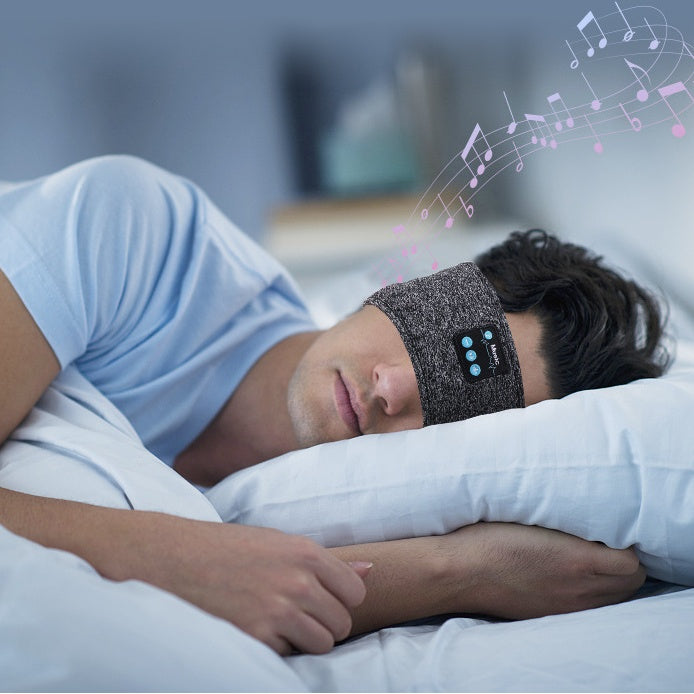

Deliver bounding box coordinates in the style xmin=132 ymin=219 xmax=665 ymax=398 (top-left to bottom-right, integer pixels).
xmin=0 ymin=0 xmax=691 ymax=248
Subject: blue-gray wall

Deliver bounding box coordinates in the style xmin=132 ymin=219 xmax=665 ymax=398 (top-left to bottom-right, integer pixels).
xmin=0 ymin=0 xmax=691 ymax=244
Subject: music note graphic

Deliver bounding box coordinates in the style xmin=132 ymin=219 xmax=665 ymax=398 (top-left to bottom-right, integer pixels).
xmin=503 ymin=91 xmax=518 ymax=134
xmin=624 ymin=59 xmax=650 ymax=102
xmin=577 ymin=11 xmax=607 ymax=57
xmin=657 ymin=82 xmax=692 ymax=137
xmin=392 ymin=224 xmax=414 ymax=262
xmin=437 ymin=193 xmax=455 ymax=228
xmin=619 ymin=102 xmax=642 ymax=132
xmin=458 ymin=195 xmax=474 ymax=219
xmin=460 ymin=123 xmax=493 ymax=188
xmin=512 ymin=141 xmax=524 ymax=172
xmin=566 ymin=40 xmax=580 ymax=69
xmin=644 ymin=17 xmax=660 ymax=50
xmin=584 ymin=114 xmax=603 ymax=153
xmin=547 ymin=93 xmax=575 ymax=131
xmin=614 ymin=2 xmax=634 ymax=42
xmin=525 ymin=114 xmax=557 ymax=148
xmin=581 ymin=73 xmax=602 ymax=110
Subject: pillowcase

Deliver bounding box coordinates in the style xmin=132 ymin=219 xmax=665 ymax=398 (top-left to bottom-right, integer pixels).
xmin=206 ymin=342 xmax=694 ymax=586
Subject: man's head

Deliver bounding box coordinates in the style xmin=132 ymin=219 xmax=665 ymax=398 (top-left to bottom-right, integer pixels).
xmin=287 ymin=229 xmax=668 ymax=447
xmin=475 ymin=229 xmax=670 ymax=399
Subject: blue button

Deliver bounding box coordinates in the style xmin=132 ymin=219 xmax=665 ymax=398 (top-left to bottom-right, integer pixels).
xmin=461 ymin=336 xmax=473 ymax=348
xmin=465 ymin=349 xmax=477 ymax=362
xmin=483 ymin=330 xmax=493 ymax=340
xmin=470 ymin=364 xmax=481 ymax=376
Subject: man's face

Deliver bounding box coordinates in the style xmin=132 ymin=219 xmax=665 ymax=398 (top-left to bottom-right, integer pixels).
xmin=286 ymin=304 xmax=550 ymax=449
xmin=287 ymin=305 xmax=424 ymax=448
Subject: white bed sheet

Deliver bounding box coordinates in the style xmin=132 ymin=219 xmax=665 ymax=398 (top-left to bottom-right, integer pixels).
xmin=289 ymin=585 xmax=694 ymax=692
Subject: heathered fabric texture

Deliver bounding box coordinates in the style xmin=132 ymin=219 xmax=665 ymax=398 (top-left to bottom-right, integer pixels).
xmin=364 ymin=263 xmax=524 ymax=426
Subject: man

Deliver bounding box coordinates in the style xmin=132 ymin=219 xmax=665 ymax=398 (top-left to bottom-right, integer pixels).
xmin=0 ymin=156 xmax=665 ymax=655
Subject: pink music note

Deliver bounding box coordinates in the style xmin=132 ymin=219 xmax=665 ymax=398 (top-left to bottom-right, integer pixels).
xmin=401 ymin=243 xmax=417 ymax=258
xmin=547 ymin=92 xmax=575 ymax=131
xmin=619 ymin=102 xmax=642 ymax=132
xmin=624 ymin=59 xmax=650 ymax=102
xmin=460 ymin=123 xmax=493 ymax=188
xmin=581 ymin=72 xmax=602 ymax=110
xmin=577 ymin=11 xmax=607 ymax=57
xmin=458 ymin=195 xmax=474 ymax=219
xmin=644 ymin=17 xmax=660 ymax=50
xmin=525 ymin=114 xmax=557 ymax=149
xmin=512 ymin=141 xmax=524 ymax=172
xmin=503 ymin=91 xmax=518 ymax=134
xmin=657 ymin=82 xmax=692 ymax=138
xmin=437 ymin=193 xmax=455 ymax=228
xmin=584 ymin=115 xmax=603 ymax=153
xmin=386 ymin=257 xmax=404 ymax=285
xmin=615 ymin=2 xmax=634 ymax=42
xmin=566 ymin=40 xmax=579 ymax=69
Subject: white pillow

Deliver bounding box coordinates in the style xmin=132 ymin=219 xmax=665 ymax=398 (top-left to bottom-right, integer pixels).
xmin=206 ymin=342 xmax=694 ymax=586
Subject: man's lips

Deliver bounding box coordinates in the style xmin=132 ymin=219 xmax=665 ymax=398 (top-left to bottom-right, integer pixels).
xmin=334 ymin=373 xmax=362 ymax=435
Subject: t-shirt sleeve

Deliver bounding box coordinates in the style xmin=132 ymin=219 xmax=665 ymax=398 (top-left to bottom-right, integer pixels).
xmin=0 ymin=155 xmax=187 ymax=368
xmin=0 ymin=156 xmax=316 ymax=462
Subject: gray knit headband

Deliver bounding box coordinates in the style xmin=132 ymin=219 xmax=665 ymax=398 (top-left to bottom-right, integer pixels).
xmin=364 ymin=262 xmax=524 ymax=426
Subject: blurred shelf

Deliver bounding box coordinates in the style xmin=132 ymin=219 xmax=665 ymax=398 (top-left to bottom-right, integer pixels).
xmin=266 ymin=193 xmax=425 ymax=271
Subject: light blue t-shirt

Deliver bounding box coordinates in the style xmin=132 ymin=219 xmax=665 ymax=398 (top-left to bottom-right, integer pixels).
xmin=0 ymin=156 xmax=316 ymax=465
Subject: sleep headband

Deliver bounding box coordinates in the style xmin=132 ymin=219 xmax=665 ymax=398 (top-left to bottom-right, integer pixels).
xmin=364 ymin=262 xmax=525 ymax=426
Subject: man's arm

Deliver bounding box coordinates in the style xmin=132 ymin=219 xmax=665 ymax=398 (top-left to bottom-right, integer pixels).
xmin=331 ymin=522 xmax=646 ymax=636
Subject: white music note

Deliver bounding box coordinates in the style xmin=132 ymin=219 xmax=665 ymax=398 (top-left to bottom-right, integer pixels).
xmin=619 ymin=102 xmax=642 ymax=132
xmin=581 ymin=72 xmax=602 ymax=110
xmin=624 ymin=59 xmax=650 ymax=102
xmin=577 ymin=11 xmax=607 ymax=57
xmin=547 ymin=92 xmax=575 ymax=131
xmin=615 ymin=2 xmax=634 ymax=42
xmin=657 ymin=82 xmax=692 ymax=138
xmin=460 ymin=123 xmax=492 ymax=188
xmin=644 ymin=17 xmax=660 ymax=50
xmin=525 ymin=113 xmax=557 ymax=148
xmin=503 ymin=91 xmax=518 ymax=134
xmin=458 ymin=195 xmax=474 ymax=219
xmin=566 ymin=40 xmax=580 ymax=70
xmin=512 ymin=141 xmax=524 ymax=172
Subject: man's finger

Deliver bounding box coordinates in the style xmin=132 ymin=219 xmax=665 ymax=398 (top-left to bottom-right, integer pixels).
xmin=281 ymin=609 xmax=337 ymax=655
xmin=313 ymin=552 xmax=368 ymax=609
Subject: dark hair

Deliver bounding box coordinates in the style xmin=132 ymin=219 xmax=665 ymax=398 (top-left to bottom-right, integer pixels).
xmin=475 ymin=229 xmax=670 ymax=399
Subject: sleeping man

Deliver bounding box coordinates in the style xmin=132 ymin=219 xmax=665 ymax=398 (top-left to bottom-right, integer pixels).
xmin=0 ymin=156 xmax=668 ymax=656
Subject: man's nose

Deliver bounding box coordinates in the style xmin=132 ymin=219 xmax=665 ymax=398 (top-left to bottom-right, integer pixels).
xmin=372 ymin=363 xmax=418 ymax=416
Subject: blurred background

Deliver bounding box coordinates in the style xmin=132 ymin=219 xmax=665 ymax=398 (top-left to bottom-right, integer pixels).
xmin=1 ymin=0 xmax=692 ymax=326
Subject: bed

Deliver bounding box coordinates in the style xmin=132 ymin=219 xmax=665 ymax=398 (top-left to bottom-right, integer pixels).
xmin=1 ymin=222 xmax=693 ymax=692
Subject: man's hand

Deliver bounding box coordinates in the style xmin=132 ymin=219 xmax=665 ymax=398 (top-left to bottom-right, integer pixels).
xmin=440 ymin=522 xmax=646 ymax=619
xmin=130 ymin=520 xmax=370 ymax=656
xmin=0 ymin=489 xmax=368 ymax=656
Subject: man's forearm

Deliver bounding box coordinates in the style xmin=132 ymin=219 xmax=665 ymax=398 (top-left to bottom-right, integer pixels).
xmin=330 ymin=535 xmax=479 ymax=635
xmin=331 ymin=522 xmax=647 ymax=637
